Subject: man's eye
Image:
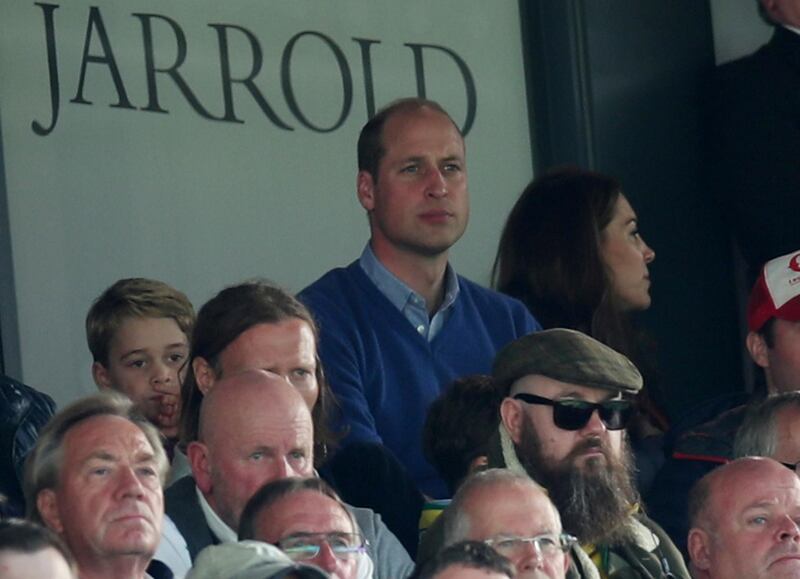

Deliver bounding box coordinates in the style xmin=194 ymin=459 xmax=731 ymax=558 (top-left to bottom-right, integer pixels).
xmin=443 ymin=162 xmax=462 ymax=173
xmin=127 ymin=360 xmax=146 ymax=369
xmin=137 ymin=466 xmax=158 ymax=478
xmin=495 ymin=539 xmax=519 ymax=550
xmin=91 ymin=467 xmax=110 ymax=476
xmin=400 ymin=164 xmax=418 ymax=174
xmin=289 ymin=451 xmax=307 ymax=461
xmin=249 ymin=452 xmax=264 ymax=461
xmin=750 ymin=516 xmax=768 ymax=525
xmin=537 ymin=537 xmax=559 ymax=552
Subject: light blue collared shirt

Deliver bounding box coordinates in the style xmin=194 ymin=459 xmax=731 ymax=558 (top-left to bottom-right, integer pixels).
xmin=359 ymin=244 xmax=460 ymax=341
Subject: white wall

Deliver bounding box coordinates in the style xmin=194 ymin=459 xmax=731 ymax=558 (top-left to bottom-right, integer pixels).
xmin=0 ymin=1 xmax=534 ymax=406
xmin=710 ymin=0 xmax=773 ymax=64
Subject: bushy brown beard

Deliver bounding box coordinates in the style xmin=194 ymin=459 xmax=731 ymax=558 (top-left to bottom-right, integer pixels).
xmin=516 ymin=414 xmax=640 ymax=546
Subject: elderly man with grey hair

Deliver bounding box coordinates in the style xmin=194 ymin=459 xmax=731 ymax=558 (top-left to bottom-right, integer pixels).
xmin=437 ymin=468 xmax=572 ymax=579
xmin=24 ymin=391 xmax=169 ymax=579
xmin=733 ymin=391 xmax=800 ymax=469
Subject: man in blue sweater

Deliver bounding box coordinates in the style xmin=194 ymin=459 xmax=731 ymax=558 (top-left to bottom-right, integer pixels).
xmin=300 ymin=98 xmax=538 ymax=500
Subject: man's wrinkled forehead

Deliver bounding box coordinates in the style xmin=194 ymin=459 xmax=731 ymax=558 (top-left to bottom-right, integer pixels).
xmin=509 ymin=373 xmax=616 ymax=401
xmin=711 ymin=461 xmax=800 ymax=514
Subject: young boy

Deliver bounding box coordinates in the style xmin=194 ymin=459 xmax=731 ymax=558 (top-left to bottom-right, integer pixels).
xmin=86 ymin=278 xmax=194 ymax=447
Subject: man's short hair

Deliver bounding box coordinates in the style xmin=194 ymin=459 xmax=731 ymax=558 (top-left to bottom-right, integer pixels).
xmin=687 ymin=471 xmax=713 ymax=533
xmin=357 ymin=98 xmax=462 ymax=182
xmin=422 ymin=375 xmax=501 ymax=494
xmin=238 ymin=477 xmax=353 ymax=541
xmin=408 ymin=540 xmax=515 ymax=579
xmin=734 ymin=391 xmax=800 ymax=458
xmin=86 ymin=277 xmax=195 ymax=366
xmin=442 ymin=469 xmax=554 ymax=547
xmin=180 ymin=279 xmax=337 ymax=463
xmin=23 ymin=391 xmax=168 ymax=525
xmin=0 ymin=518 xmax=75 ymax=569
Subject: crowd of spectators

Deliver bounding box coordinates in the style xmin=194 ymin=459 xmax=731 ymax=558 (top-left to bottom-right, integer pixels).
xmin=3 ymin=7 xmax=800 ymax=572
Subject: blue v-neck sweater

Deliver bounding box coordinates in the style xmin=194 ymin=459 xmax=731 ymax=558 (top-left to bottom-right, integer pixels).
xmin=300 ymin=261 xmax=538 ymax=498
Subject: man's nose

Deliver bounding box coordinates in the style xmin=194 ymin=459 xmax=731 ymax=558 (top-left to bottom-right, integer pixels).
xmin=580 ymin=408 xmax=607 ymax=435
xmin=116 ymin=466 xmax=146 ymax=499
xmin=276 ymin=456 xmax=303 ymax=480
xmin=777 ymin=515 xmax=800 ymax=542
xmin=312 ymin=542 xmax=341 ymax=574
xmin=515 ymin=541 xmax=544 ymax=572
xmin=425 ymin=168 xmax=447 ymax=198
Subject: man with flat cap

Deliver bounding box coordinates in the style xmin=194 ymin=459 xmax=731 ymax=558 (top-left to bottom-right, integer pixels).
xmin=491 ymin=328 xmax=688 ymax=579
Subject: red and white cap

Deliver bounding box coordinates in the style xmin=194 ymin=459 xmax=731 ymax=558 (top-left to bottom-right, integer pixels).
xmin=747 ymin=250 xmax=800 ymax=332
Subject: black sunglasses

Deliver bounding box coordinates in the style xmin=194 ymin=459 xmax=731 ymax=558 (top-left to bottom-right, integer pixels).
xmin=513 ymin=392 xmax=633 ymax=431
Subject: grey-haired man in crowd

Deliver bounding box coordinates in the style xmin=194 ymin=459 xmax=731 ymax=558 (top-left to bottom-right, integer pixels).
xmin=439 ymin=468 xmax=572 ymax=579
xmin=24 ymin=392 xmax=169 ymax=579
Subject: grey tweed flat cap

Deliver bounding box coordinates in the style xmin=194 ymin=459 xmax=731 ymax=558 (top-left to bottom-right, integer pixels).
xmin=493 ymin=328 xmax=643 ymax=394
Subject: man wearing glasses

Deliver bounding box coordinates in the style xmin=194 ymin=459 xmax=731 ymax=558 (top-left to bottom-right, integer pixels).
xmin=493 ymin=328 xmax=688 ymax=579
xmin=438 ymin=468 xmax=572 ymax=579
xmin=159 ymin=370 xmax=412 ymax=579
xmin=240 ymin=477 xmax=372 ymax=579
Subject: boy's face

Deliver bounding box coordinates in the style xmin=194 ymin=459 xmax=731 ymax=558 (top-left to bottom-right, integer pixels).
xmin=92 ymin=317 xmax=189 ymax=439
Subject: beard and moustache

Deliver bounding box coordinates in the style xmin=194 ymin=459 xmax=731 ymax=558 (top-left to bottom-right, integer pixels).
xmin=516 ymin=414 xmax=640 ymax=546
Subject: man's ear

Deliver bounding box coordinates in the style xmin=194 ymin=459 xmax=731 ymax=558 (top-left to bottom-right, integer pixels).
xmin=760 ymin=0 xmax=777 ymax=18
xmin=357 ymin=171 xmax=376 ymax=212
xmin=687 ymin=528 xmax=712 ymax=572
xmin=192 ymin=357 xmax=217 ymax=395
xmin=746 ymin=331 xmax=770 ymax=369
xmin=562 ymin=550 xmax=571 ymax=573
xmin=467 ymin=455 xmax=488 ymax=475
xmin=91 ymin=362 xmax=112 ymax=390
xmin=187 ymin=441 xmax=212 ymax=494
xmin=500 ymin=397 xmax=524 ymax=445
xmin=37 ymin=489 xmax=64 ymax=534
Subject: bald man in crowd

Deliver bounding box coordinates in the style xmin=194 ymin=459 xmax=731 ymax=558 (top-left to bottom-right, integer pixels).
xmin=439 ymin=469 xmax=572 ymax=579
xmin=688 ymin=456 xmax=800 ymax=579
xmin=159 ymin=369 xmax=412 ymax=578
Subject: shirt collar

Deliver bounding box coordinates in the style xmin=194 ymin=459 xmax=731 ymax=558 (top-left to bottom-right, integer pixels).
xmin=359 ymin=243 xmax=460 ymax=314
xmin=196 ymin=485 xmax=238 ymax=544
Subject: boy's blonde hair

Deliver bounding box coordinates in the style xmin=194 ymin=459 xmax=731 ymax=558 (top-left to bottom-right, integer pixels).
xmin=86 ymin=277 xmax=195 ymax=366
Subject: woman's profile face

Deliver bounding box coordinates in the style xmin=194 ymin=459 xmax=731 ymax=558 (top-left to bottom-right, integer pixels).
xmin=600 ymin=195 xmax=655 ymax=311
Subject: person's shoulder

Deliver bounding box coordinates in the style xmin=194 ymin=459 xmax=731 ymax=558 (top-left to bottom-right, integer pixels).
xmin=715 ymin=28 xmax=791 ymax=85
xmin=456 ymin=276 xmax=538 ymax=327
xmin=164 ymin=474 xmax=199 ymax=503
xmin=0 ymin=374 xmax=56 ymax=415
xmin=671 ymin=404 xmax=749 ymax=462
xmin=299 ymin=261 xmax=368 ymax=307
xmin=300 ymin=262 xmax=361 ymax=296
xmin=457 ymin=276 xmax=527 ymax=309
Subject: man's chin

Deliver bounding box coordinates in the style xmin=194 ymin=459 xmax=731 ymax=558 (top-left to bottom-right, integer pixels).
xmin=572 ymin=452 xmax=607 ymax=471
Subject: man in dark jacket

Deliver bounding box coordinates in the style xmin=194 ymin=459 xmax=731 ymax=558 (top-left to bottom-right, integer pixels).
xmin=708 ymin=0 xmax=800 ymax=277
xmin=492 ymin=329 xmax=688 ymax=579
xmin=0 ymin=373 xmax=55 ymax=516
